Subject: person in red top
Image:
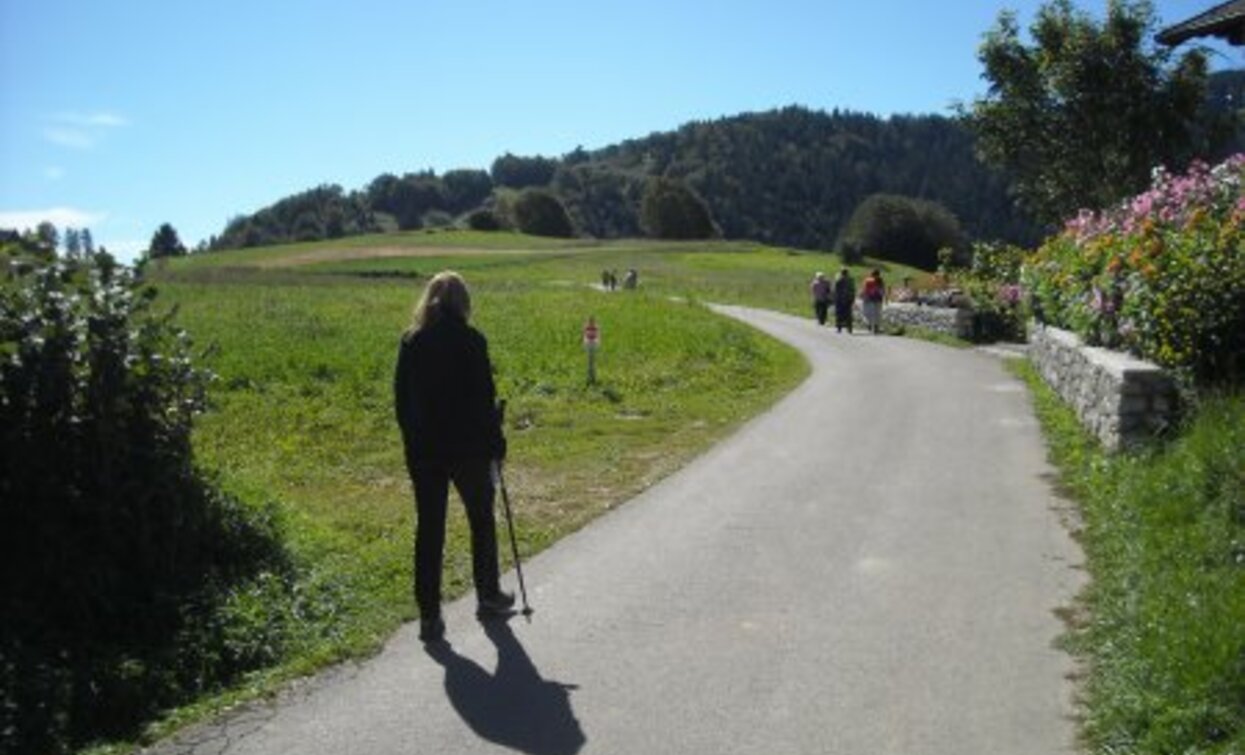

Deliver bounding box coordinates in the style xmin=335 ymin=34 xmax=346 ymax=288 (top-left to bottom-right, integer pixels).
xmin=861 ymin=268 xmax=887 ymax=334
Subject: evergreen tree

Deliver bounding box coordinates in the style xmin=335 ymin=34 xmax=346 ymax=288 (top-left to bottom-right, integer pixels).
xmin=63 ymin=228 xmax=81 ymax=257
xmin=35 ymin=222 xmax=58 ymax=253
xmin=148 ymin=223 xmax=186 ymax=258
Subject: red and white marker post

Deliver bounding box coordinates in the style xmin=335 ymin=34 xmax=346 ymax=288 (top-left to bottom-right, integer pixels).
xmin=583 ymin=316 xmax=600 ymax=384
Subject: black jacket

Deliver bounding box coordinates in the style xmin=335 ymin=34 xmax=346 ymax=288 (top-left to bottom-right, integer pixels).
xmin=833 ymin=276 xmax=856 ymax=306
xmin=394 ymin=314 xmax=505 ymax=468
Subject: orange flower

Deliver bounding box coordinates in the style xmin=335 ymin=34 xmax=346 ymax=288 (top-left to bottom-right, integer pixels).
xmin=1106 ymin=256 xmax=1123 ymax=274
xmin=1128 ymin=249 xmax=1143 ymax=268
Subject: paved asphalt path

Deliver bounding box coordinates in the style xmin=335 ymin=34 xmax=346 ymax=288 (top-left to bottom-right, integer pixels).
xmin=148 ymin=306 xmax=1084 ymax=755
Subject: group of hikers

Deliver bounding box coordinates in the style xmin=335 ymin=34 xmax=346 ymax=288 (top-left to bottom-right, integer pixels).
xmin=601 ymin=268 xmax=638 ymax=291
xmin=809 ymin=268 xmax=887 ymax=334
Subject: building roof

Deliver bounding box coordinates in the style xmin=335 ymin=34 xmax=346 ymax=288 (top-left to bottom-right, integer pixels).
xmin=1156 ymin=0 xmax=1245 ymax=45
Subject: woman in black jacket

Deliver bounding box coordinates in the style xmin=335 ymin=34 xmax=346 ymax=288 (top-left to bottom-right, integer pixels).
xmin=394 ymin=271 xmax=512 ymax=642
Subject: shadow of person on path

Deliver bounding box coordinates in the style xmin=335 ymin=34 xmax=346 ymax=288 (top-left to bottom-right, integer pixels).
xmin=424 ymin=619 xmax=585 ymax=755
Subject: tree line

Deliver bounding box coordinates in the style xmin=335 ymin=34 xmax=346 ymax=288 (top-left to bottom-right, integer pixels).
xmin=204 ymin=107 xmax=1042 ymax=258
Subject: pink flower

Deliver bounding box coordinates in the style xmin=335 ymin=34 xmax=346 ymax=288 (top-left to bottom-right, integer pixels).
xmin=997 ymin=284 xmax=1024 ymax=305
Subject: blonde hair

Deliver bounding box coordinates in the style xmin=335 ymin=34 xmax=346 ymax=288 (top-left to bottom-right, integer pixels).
xmin=410 ymin=270 xmax=472 ymax=332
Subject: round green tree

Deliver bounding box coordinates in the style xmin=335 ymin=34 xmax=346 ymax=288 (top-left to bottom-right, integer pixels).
xmin=513 ymin=189 xmax=575 ymax=237
xmin=640 ymin=177 xmax=715 ymax=240
xmin=837 ymin=194 xmax=966 ymax=269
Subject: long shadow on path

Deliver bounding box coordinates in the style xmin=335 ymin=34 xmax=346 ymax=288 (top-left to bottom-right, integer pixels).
xmin=425 ymin=619 xmax=585 ymax=755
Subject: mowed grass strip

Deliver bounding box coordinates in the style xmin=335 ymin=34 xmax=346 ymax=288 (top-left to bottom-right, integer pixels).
xmin=288 ymin=231 xmax=930 ymax=318
xmin=155 ymin=264 xmax=807 ymax=705
xmin=1011 ymin=361 xmax=1245 ymax=754
xmin=161 ymin=230 xmax=599 ymax=270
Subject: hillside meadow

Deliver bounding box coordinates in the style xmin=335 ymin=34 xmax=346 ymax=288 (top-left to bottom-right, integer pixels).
xmin=113 ymin=231 xmax=924 ymax=747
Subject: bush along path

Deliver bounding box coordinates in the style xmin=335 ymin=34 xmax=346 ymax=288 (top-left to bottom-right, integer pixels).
xmin=0 ymin=252 xmax=289 ymax=755
xmin=147 ymin=306 xmax=1083 ymax=755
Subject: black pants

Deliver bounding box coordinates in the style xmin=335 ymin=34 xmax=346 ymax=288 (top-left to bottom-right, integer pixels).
xmin=411 ymin=458 xmax=501 ymax=619
xmin=814 ymin=300 xmax=830 ymax=325
xmin=834 ymin=301 xmax=853 ymax=332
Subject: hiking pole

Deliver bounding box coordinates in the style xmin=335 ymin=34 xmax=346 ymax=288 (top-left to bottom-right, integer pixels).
xmin=493 ymin=460 xmax=533 ymax=619
xmin=493 ymin=400 xmax=533 ymax=619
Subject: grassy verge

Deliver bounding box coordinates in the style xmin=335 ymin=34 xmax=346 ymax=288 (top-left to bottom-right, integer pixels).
xmin=1011 ymin=360 xmax=1245 ymax=754
xmin=90 ymin=251 xmax=808 ymax=752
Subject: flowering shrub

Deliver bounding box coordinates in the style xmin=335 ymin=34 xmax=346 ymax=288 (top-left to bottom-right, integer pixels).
xmin=953 ymin=241 xmax=1029 ymax=342
xmin=1024 ymin=155 xmax=1245 ymax=384
xmin=1 ymin=251 xmax=289 ymax=753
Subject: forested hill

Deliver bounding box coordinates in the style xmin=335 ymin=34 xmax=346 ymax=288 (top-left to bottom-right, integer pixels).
xmin=212 ymin=105 xmax=1044 ymax=253
xmin=571 ymin=106 xmax=1038 ymax=248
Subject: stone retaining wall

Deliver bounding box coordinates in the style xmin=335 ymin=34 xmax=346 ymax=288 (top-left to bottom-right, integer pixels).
xmin=1028 ymin=325 xmax=1180 ymax=451
xmin=875 ymin=302 xmax=975 ymax=339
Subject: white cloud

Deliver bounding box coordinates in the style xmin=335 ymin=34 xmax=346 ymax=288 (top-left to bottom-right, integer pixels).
xmin=44 ymin=127 xmax=95 ymax=149
xmin=54 ymin=111 xmax=129 ymax=128
xmin=43 ymin=111 xmax=129 ymax=149
xmin=0 ymin=207 xmax=107 ymax=232
xmin=84 ymin=113 xmax=127 ymax=127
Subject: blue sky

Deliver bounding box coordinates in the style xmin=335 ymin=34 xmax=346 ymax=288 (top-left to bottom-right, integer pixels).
xmin=1 ymin=0 xmax=1239 ymax=260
